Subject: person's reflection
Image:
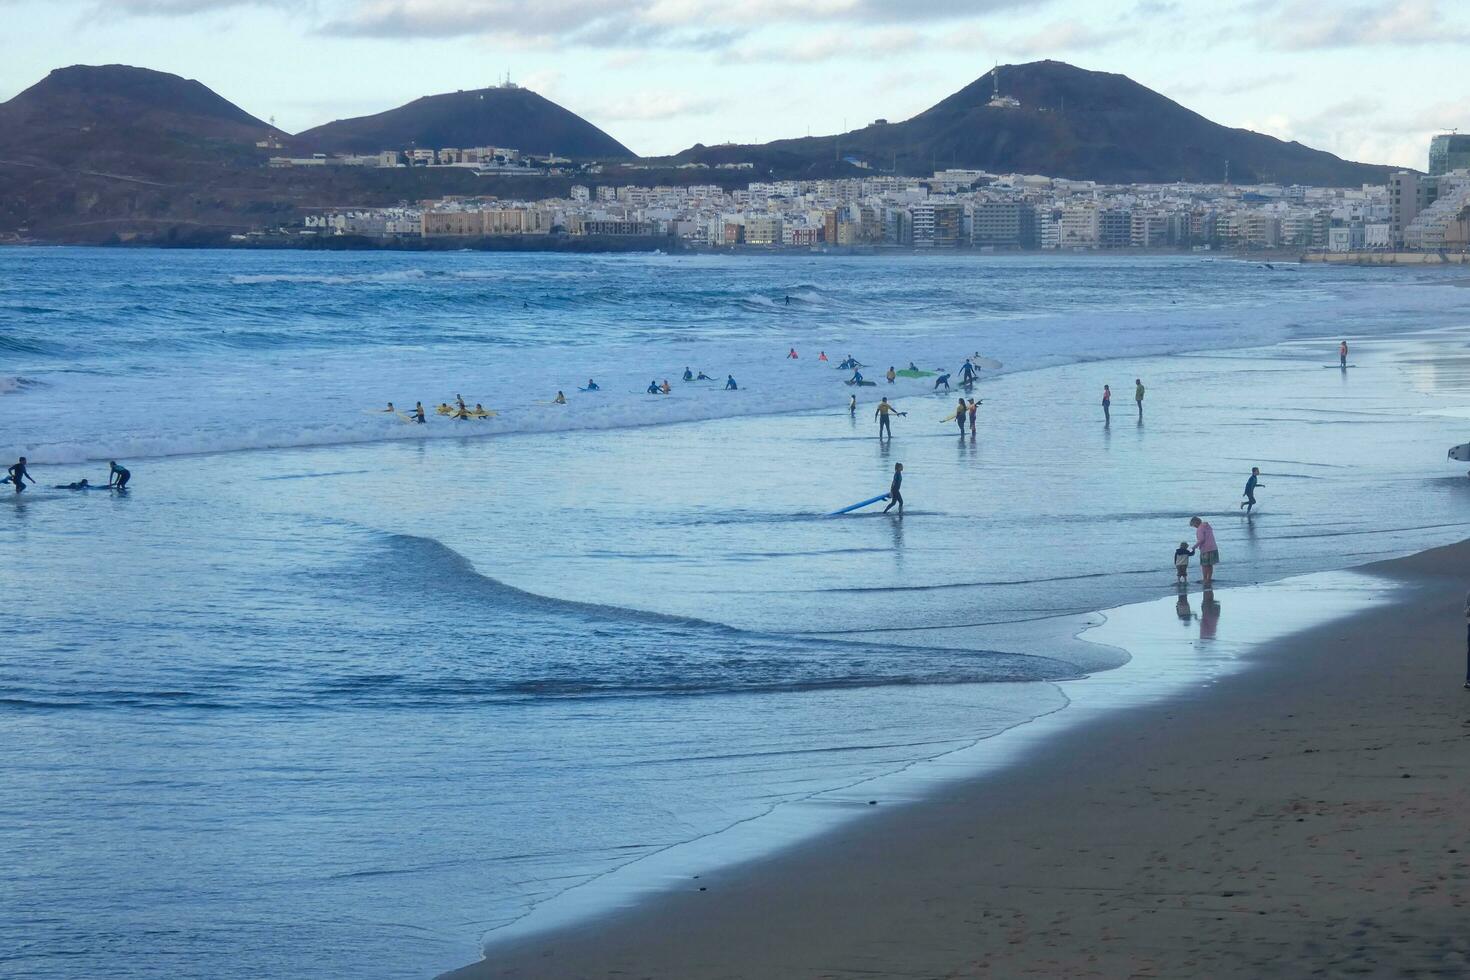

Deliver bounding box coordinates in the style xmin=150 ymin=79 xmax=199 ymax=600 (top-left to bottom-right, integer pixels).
xmin=1175 ymin=590 xmax=1194 ymax=625
xmin=889 ymin=507 xmax=905 ymax=560
xmin=1199 ymin=590 xmax=1221 ymax=640
xmin=878 ymin=436 xmax=891 ymax=461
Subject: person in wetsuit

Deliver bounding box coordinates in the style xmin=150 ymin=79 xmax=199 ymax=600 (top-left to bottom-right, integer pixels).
xmin=584 ymin=379 xmax=600 ymax=391
xmin=647 ymin=381 xmax=661 ymax=394
xmin=725 ymin=375 xmax=738 ymax=390
xmin=1240 ymin=467 xmax=1265 ymax=514
xmin=849 ymin=394 xmax=857 ymax=415
xmin=553 ymin=391 xmax=567 ymax=405
xmin=683 ymin=367 xmax=694 ymax=382
xmin=954 ymin=398 xmax=968 ymax=434
xmin=874 ymin=397 xmax=905 ymax=437
xmin=883 ymin=463 xmax=904 ymax=515
xmin=697 ymin=371 xmax=715 ymax=381
xmin=108 ymin=460 xmax=130 ymax=490
xmin=933 ymin=373 xmax=951 ymax=391
xmin=959 ymin=359 xmax=977 ymax=384
xmin=1134 ymin=379 xmax=1145 ymax=419
xmin=6 ymin=456 xmax=35 ymax=493
xmin=55 ymin=479 xmax=91 ymax=490
xmin=849 ymin=369 xmax=865 ymax=385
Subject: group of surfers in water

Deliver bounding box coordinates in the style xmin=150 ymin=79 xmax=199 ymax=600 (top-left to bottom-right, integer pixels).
xmin=5 ymin=457 xmax=131 ymax=494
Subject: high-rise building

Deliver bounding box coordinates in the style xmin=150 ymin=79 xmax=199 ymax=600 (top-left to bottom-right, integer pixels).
xmin=1429 ymin=134 xmax=1470 ymax=176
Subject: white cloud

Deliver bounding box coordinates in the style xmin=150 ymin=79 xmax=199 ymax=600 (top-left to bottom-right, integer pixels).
xmin=721 ymin=26 xmax=921 ymax=63
xmin=584 ymin=91 xmax=725 ymax=122
xmin=1268 ymin=0 xmax=1469 ymax=49
xmin=999 ymin=19 xmax=1124 ymax=54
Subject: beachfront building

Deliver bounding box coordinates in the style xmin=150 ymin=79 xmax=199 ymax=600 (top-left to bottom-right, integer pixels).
xmin=1429 ymin=134 xmax=1470 ymax=176
xmin=1402 ymin=172 xmax=1470 ymax=250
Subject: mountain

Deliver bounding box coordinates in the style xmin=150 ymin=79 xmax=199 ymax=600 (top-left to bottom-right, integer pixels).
xmin=295 ymin=85 xmax=634 ymax=159
xmin=0 ymin=64 xmax=280 ymax=163
xmin=668 ymin=61 xmax=1392 ymax=187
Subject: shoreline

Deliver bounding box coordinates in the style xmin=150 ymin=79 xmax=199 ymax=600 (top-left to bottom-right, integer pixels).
xmin=445 ymin=540 xmax=1470 ymax=978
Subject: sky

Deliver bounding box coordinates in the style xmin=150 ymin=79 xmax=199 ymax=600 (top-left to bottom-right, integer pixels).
xmin=3 ymin=0 xmax=1468 ymax=167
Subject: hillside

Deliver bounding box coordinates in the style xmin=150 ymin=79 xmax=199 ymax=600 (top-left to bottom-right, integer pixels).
xmin=668 ymin=61 xmax=1392 ymax=187
xmin=295 ymin=85 xmax=634 ymax=159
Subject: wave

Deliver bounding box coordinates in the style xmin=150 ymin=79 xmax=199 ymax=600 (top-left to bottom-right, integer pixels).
xmin=229 ymin=270 xmax=430 ymax=286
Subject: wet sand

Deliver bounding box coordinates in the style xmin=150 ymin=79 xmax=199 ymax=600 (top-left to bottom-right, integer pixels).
xmin=445 ymin=540 xmax=1470 ymax=979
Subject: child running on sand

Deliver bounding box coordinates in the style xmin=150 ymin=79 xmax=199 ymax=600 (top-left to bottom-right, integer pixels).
xmin=1175 ymin=541 xmax=1195 ymax=583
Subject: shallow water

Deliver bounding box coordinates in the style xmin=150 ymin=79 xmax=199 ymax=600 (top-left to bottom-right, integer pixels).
xmin=3 ymin=250 xmax=1470 ymax=978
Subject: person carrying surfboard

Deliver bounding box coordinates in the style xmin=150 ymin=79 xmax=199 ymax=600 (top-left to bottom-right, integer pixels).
xmin=883 ymin=463 xmax=904 ymax=515
xmin=411 ymin=402 xmax=426 ymax=424
xmin=954 ymin=398 xmax=968 ymax=434
xmin=874 ymin=397 xmax=905 ymax=438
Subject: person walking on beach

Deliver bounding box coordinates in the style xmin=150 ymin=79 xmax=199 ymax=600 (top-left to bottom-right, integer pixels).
xmin=1174 ymin=541 xmax=1195 ymax=584
xmin=6 ymin=456 xmax=35 ymax=494
xmin=883 ymin=463 xmax=904 ymax=515
xmin=874 ymin=397 xmax=904 ymax=438
xmin=1464 ymin=590 xmax=1470 ymax=689
xmin=1134 ymin=378 xmax=1145 ymax=419
xmin=1190 ymin=516 xmax=1218 ymax=587
xmin=954 ymin=397 xmax=968 ymax=435
xmin=1339 ymin=340 xmax=1349 ymax=368
xmin=1240 ymin=467 xmax=1265 ymax=515
xmin=1102 ymin=384 xmax=1112 ymax=423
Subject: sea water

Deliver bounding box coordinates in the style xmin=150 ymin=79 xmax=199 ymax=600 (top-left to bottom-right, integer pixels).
xmin=4 ymin=249 xmax=1470 ymax=979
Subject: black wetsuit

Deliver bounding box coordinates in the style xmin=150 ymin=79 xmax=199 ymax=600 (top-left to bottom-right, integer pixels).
xmin=7 ymin=461 xmax=31 ymax=493
xmin=110 ymin=464 xmax=130 ymax=490
xmin=883 ymin=472 xmax=903 ymax=513
xmin=955 ymin=403 xmax=967 ymax=434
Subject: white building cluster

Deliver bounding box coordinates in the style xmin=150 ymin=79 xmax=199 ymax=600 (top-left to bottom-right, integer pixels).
xmin=271 ymin=145 xmax=573 ymax=173
xmin=300 ymin=169 xmax=1405 ymax=250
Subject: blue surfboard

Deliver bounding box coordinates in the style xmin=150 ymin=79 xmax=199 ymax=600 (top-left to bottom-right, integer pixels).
xmin=828 ymin=493 xmax=889 ymax=516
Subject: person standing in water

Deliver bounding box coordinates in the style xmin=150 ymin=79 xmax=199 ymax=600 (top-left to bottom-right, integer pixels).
xmin=1102 ymin=384 xmax=1112 ymax=423
xmin=883 ymin=463 xmax=904 ymax=515
xmin=886 ymin=366 xmax=896 ymax=384
xmin=1240 ymin=467 xmax=1265 ymax=514
xmin=725 ymin=375 xmax=738 ymax=390
xmin=553 ymin=391 xmax=567 ymax=405
xmin=1134 ymin=379 xmax=1145 ymax=419
xmin=108 ymin=460 xmax=130 ymax=490
xmin=849 ymin=394 xmax=857 ymax=416
xmin=874 ymin=397 xmax=904 ymax=438
xmin=967 ymin=398 xmax=979 ymax=432
xmin=954 ymin=397 xmax=968 ymax=435
xmin=6 ymin=456 xmax=35 ymax=493
xmin=1190 ymin=516 xmax=1218 ymax=587
xmin=1339 ymin=340 xmax=1349 ymax=368
xmin=787 ymin=348 xmax=798 ymax=359
xmin=411 ymin=401 xmax=426 ymax=423
xmin=959 ymin=359 xmax=977 ymax=385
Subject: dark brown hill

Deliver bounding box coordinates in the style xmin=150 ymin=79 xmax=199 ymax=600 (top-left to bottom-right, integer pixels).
xmin=669 ymin=61 xmax=1393 ymax=187
xmin=294 ymin=85 xmax=634 ymax=159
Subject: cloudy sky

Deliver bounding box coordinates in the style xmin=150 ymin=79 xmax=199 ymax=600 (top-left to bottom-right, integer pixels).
xmin=4 ymin=0 xmax=1467 ymax=166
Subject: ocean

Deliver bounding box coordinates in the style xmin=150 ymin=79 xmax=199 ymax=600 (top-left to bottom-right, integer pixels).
xmin=4 ymin=248 xmax=1470 ymax=978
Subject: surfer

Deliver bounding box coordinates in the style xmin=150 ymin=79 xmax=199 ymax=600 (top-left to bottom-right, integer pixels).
xmin=660 ymin=380 xmax=672 ymax=394
xmin=6 ymin=457 xmax=35 ymax=494
xmin=584 ymin=379 xmax=600 ymax=391
xmin=725 ymin=375 xmax=738 ymax=390
xmin=647 ymin=381 xmax=660 ymax=394
xmin=382 ymin=402 xmax=396 ymax=413
xmin=1102 ymin=384 xmax=1112 ymax=423
xmin=967 ymin=398 xmax=979 ymax=431
xmin=108 ymin=460 xmax=130 ymax=490
xmin=683 ymin=367 xmax=694 ymax=382
xmin=1134 ymin=379 xmax=1145 ymax=418
xmin=1190 ymin=516 xmax=1218 ymax=587
xmin=437 ymin=403 xmax=452 ymax=415
xmin=849 ymin=394 xmax=857 ymax=415
xmin=455 ymin=394 xmax=466 ymax=412
xmin=1339 ymin=340 xmax=1349 ymax=368
xmin=874 ymin=397 xmax=905 ymax=437
xmin=908 ymin=362 xmax=919 ymax=372
xmin=473 ymin=403 xmax=489 ymax=418
xmin=933 ymin=373 xmax=951 ymax=391
xmin=411 ymin=401 xmax=426 ymax=423
xmin=1240 ymin=467 xmax=1264 ymax=514
xmin=883 ymin=463 xmax=904 ymax=515
xmin=553 ymin=391 xmax=566 ymax=405
xmin=849 ymin=369 xmax=865 ymax=385
xmin=818 ymin=351 xmax=828 ymax=362
xmin=787 ymin=348 xmax=798 ymax=359
xmin=959 ymin=359 xmax=977 ymax=384
xmin=53 ymin=479 xmax=90 ymax=490
xmin=954 ymin=398 xmax=968 ymax=434
xmin=697 ymin=371 xmax=715 ymax=382
xmin=886 ymin=366 xmax=896 ymax=384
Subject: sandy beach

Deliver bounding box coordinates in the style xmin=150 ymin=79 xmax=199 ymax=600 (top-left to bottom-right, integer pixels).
xmin=449 ymin=540 xmax=1470 ymax=979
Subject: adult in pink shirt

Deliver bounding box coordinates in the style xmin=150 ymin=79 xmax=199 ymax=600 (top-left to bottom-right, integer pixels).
xmin=1190 ymin=516 xmax=1218 ymax=586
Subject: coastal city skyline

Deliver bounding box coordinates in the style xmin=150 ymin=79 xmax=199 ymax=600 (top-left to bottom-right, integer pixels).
xmin=4 ymin=0 xmax=1469 ymax=166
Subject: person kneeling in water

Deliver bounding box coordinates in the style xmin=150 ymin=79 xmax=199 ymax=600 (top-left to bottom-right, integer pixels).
xmin=108 ymin=460 xmax=131 ymax=490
